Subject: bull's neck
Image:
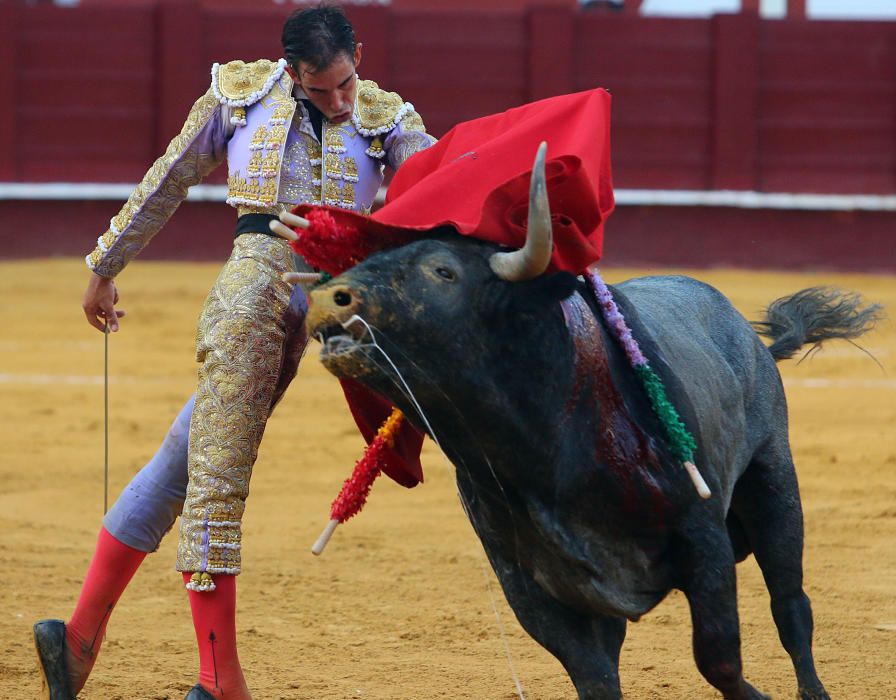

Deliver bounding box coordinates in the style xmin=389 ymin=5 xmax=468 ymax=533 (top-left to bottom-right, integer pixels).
xmin=441 ymin=289 xmax=674 ymax=526
xmin=416 ymin=301 xmax=576 ymax=486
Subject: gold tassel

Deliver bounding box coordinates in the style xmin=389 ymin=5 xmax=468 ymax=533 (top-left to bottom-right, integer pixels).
xmin=187 ymin=571 xmax=216 ymax=592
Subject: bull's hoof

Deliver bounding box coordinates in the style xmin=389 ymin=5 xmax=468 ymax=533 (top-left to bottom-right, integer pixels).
xmin=798 ymin=689 xmax=830 ymax=700
xmin=33 ymin=619 xmax=75 ymax=700
xmin=748 ymin=689 xmax=771 ymax=700
xmin=184 ymin=683 xmax=218 ymax=699
xmin=575 ymin=680 xmax=622 ymax=699
xmin=722 ymin=684 xmax=770 ymax=700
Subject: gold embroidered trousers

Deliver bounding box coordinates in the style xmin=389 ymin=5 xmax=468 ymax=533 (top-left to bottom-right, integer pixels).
xmin=176 ymin=233 xmax=297 ymax=575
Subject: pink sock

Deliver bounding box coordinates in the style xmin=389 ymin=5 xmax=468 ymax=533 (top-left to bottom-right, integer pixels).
xmin=65 ymin=527 xmax=147 ymax=692
xmin=184 ymin=573 xmax=250 ymax=699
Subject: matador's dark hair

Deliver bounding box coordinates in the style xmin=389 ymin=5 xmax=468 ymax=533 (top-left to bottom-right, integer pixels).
xmin=281 ymin=4 xmax=357 ymax=74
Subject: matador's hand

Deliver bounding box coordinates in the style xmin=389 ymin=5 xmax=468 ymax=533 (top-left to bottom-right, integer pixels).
xmin=83 ymin=272 xmax=126 ymax=332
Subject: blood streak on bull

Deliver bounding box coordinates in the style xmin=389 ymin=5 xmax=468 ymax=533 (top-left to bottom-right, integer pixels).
xmin=562 ymin=290 xmax=672 ymax=527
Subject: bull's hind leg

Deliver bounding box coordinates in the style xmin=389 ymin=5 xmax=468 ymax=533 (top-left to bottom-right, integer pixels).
xmin=731 ymin=450 xmax=830 ymax=700
xmin=679 ymin=520 xmax=771 ymax=700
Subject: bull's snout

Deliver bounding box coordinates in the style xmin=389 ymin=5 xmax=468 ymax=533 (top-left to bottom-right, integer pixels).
xmin=306 ymin=283 xmax=363 ymax=336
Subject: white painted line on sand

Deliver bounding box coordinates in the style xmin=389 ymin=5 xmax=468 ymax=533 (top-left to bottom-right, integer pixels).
xmin=2 ymin=374 xmax=892 ymax=390
xmin=783 ymin=378 xmax=896 ymax=390
xmin=0 ymin=374 xmax=187 ymax=386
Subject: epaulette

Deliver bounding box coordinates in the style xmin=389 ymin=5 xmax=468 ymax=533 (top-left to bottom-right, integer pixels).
xmin=211 ymin=58 xmax=287 ymax=113
xmin=352 ymin=79 xmax=417 ymax=137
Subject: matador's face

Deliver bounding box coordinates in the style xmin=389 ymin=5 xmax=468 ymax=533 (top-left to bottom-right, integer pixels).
xmin=289 ymin=44 xmax=363 ymax=124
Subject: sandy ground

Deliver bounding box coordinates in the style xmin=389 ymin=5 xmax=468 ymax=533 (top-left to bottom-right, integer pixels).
xmin=1 ymin=259 xmax=894 ymax=700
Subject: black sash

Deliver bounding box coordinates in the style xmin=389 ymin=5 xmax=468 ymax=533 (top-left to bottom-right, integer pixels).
xmin=234 ymin=213 xmax=279 ymax=239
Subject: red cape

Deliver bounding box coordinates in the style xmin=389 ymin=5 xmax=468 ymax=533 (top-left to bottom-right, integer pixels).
xmin=297 ymin=88 xmax=615 ymax=487
xmin=295 ymin=87 xmax=614 ymax=275
xmin=337 ymin=378 xmax=423 ymax=488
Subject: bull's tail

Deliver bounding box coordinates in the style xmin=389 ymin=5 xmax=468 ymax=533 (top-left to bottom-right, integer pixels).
xmin=752 ymin=287 xmax=884 ymax=361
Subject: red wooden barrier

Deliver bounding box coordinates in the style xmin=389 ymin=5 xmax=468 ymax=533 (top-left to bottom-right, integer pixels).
xmin=711 ymin=14 xmax=760 ymax=190
xmin=2 ymin=2 xmax=893 ymax=194
xmin=575 ymin=16 xmax=715 ymax=189
xmin=156 ymin=0 xmax=206 ymax=160
xmin=3 ymin=197 xmax=893 ymax=272
xmin=758 ymin=20 xmax=896 ymax=194
xmin=0 ymin=1 xmax=893 ymax=272
xmin=386 ymin=10 xmax=529 ymax=137
xmin=0 ymin=2 xmax=21 ymax=181
xmin=16 ymin=3 xmax=158 ymax=183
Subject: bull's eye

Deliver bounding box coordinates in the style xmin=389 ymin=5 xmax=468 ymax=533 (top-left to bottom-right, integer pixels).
xmin=333 ymin=290 xmax=352 ymax=306
xmin=434 ymin=267 xmax=455 ymax=281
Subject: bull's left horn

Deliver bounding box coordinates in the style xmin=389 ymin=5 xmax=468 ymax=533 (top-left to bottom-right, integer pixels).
xmin=489 ymin=141 xmax=553 ymax=281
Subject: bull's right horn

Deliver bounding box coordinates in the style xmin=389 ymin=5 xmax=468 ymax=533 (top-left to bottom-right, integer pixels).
xmin=489 ymin=141 xmax=553 ymax=281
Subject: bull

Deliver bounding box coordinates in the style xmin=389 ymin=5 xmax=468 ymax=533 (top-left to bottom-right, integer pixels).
xmin=295 ymin=145 xmax=880 ymax=699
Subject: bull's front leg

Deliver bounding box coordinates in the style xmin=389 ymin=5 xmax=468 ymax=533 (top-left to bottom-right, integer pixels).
xmin=678 ymin=519 xmax=771 ymax=700
xmin=486 ymin=549 xmax=627 ymax=699
xmin=462 ymin=495 xmax=626 ymax=697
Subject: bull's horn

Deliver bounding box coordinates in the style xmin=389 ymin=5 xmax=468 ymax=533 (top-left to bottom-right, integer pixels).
xmin=489 ymin=141 xmax=553 ymax=281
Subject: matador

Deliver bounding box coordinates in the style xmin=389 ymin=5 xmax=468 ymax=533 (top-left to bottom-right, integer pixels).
xmin=35 ymin=7 xmax=435 ymax=698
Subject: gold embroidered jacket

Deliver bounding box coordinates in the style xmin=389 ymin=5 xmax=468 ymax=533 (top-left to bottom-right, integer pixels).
xmin=86 ymin=58 xmax=435 ymax=278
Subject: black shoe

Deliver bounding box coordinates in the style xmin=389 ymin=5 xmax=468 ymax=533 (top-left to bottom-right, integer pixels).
xmin=33 ymin=619 xmax=76 ymax=700
xmin=184 ymin=684 xmax=217 ymax=699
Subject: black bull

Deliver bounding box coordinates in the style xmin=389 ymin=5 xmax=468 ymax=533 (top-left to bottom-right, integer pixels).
xmin=302 ymin=232 xmax=879 ymax=699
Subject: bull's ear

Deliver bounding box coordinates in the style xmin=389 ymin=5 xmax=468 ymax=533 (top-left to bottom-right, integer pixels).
xmin=529 ymin=271 xmax=578 ymax=303
xmin=494 ymin=271 xmax=580 ymax=330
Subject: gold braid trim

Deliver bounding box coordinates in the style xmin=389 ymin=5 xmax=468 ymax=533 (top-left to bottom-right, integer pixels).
xmin=353 ymin=79 xmax=419 ymax=137
xmin=399 ymin=108 xmax=427 ymax=134
xmin=213 ymin=58 xmax=287 ymax=106
xmin=86 ymin=89 xmax=222 ymax=277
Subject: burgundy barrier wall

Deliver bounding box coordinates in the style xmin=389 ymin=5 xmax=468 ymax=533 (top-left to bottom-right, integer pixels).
xmin=4 ymin=197 xmax=893 ymax=272
xmin=0 ymin=2 xmax=893 ymax=270
xmin=1 ymin=2 xmax=894 ymax=193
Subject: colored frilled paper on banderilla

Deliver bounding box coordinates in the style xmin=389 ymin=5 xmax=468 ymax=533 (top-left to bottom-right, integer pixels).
xmin=281 ymin=210 xmax=425 ymax=553
xmin=287 ymin=208 xmax=416 ymax=278
xmin=311 ymin=408 xmax=405 ymax=555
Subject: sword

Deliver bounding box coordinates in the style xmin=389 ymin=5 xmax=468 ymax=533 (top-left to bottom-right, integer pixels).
xmin=104 ymin=320 xmax=109 ymax=515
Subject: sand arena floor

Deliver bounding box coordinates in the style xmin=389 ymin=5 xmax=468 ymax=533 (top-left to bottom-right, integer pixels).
xmin=1 ymin=259 xmax=894 ymax=699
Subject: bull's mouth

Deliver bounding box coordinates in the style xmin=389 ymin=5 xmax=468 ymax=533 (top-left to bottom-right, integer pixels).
xmin=314 ymin=318 xmax=371 ymax=360
xmin=306 ymin=285 xmax=381 ymax=377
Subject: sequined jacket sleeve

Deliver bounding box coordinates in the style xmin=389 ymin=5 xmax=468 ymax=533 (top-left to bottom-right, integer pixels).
xmin=382 ymin=109 xmax=437 ymax=171
xmin=85 ymin=89 xmax=231 ymax=278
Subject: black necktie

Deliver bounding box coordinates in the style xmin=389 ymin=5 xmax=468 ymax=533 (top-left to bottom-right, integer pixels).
xmin=301 ymin=99 xmax=324 ymax=142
